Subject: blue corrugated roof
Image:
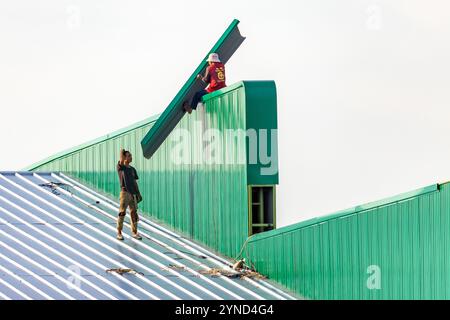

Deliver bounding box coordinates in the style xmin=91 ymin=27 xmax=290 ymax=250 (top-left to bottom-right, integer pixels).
xmin=0 ymin=172 xmax=295 ymax=300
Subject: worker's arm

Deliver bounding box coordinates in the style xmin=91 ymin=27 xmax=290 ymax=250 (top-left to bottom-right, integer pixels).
xmin=118 ymin=149 xmax=126 ymax=167
xmin=197 ymin=67 xmax=211 ymax=83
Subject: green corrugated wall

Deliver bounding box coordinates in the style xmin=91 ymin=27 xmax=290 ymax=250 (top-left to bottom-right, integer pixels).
xmin=27 ymin=81 xmax=277 ymax=259
xmin=242 ymin=182 xmax=450 ymax=299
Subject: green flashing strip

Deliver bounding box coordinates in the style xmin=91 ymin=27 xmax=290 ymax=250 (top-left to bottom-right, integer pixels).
xmin=439 ymin=180 xmax=450 ymax=187
xmin=141 ymin=19 xmax=245 ymax=159
xmin=24 ymin=114 xmax=160 ymax=171
xmin=201 ymin=81 xmax=245 ymax=101
xmin=247 ymin=183 xmax=439 ymax=243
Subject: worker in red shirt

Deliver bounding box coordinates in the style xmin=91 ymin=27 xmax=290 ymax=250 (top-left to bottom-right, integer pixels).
xmin=183 ymin=53 xmax=226 ymax=114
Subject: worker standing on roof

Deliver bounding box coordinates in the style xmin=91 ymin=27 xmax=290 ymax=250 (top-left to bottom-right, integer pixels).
xmin=183 ymin=53 xmax=226 ymax=114
xmin=116 ymin=149 xmax=143 ymax=241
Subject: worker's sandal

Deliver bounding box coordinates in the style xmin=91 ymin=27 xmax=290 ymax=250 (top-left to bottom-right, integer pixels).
xmin=132 ymin=233 xmax=142 ymax=240
xmin=117 ymin=234 xmax=124 ymax=241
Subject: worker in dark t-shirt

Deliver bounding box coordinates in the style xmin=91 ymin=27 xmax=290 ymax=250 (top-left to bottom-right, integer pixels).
xmin=116 ymin=149 xmax=142 ymax=240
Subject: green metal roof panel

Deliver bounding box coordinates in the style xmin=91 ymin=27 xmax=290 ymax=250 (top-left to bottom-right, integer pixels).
xmin=247 ymin=183 xmax=439 ymax=243
xmin=141 ymin=19 xmax=246 ymax=159
xmin=243 ymin=183 xmax=450 ymax=300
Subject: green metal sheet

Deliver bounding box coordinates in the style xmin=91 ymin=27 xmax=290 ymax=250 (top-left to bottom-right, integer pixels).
xmin=247 ymin=183 xmax=438 ymax=243
xmin=141 ymin=19 xmax=246 ymax=159
xmin=242 ymin=183 xmax=449 ymax=299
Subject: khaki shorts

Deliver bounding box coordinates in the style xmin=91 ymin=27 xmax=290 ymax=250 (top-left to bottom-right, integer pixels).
xmin=119 ymin=191 xmax=138 ymax=215
xmin=118 ymin=191 xmax=139 ymax=234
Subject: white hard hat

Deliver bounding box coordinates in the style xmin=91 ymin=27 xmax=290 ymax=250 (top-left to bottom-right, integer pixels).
xmin=206 ymin=53 xmax=221 ymax=63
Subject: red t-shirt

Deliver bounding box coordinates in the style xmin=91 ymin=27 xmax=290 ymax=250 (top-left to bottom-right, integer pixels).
xmin=206 ymin=63 xmax=226 ymax=93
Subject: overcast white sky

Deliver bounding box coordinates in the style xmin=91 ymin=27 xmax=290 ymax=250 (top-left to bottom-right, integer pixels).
xmin=1 ymin=0 xmax=450 ymax=227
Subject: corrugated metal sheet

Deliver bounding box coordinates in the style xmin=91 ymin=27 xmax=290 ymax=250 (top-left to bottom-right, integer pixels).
xmin=141 ymin=19 xmax=246 ymax=159
xmin=26 ymin=81 xmax=278 ymax=259
xmin=242 ymin=183 xmax=450 ymax=299
xmin=0 ymin=171 xmax=296 ymax=300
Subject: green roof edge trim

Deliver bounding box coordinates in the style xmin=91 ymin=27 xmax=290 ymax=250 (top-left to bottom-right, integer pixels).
xmin=24 ymin=114 xmax=160 ymax=171
xmin=247 ymin=183 xmax=439 ymax=243
xmin=201 ymin=80 xmax=277 ymax=101
xmin=141 ymin=19 xmax=244 ymax=159
xmin=202 ymin=81 xmax=245 ymax=100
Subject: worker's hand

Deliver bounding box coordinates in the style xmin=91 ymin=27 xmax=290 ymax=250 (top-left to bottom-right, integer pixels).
xmin=119 ymin=149 xmax=126 ymax=165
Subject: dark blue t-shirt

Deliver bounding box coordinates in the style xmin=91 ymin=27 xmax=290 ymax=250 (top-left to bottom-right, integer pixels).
xmin=117 ymin=162 xmax=139 ymax=195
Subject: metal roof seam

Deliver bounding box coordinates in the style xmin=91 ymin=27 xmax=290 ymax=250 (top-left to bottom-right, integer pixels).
xmin=0 ymin=289 xmax=11 ymax=300
xmin=0 ymin=181 xmax=150 ymax=300
xmin=0 ymin=206 xmax=118 ymax=300
xmin=0 ymin=200 xmax=138 ymax=299
xmin=0 ymin=256 xmax=55 ymax=300
xmin=17 ymin=173 xmax=208 ymax=300
xmin=0 ymin=232 xmax=81 ymax=300
xmin=0 ymin=276 xmax=32 ymax=300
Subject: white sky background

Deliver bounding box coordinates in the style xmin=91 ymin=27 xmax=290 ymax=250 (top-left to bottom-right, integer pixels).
xmin=1 ymin=0 xmax=450 ymax=227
